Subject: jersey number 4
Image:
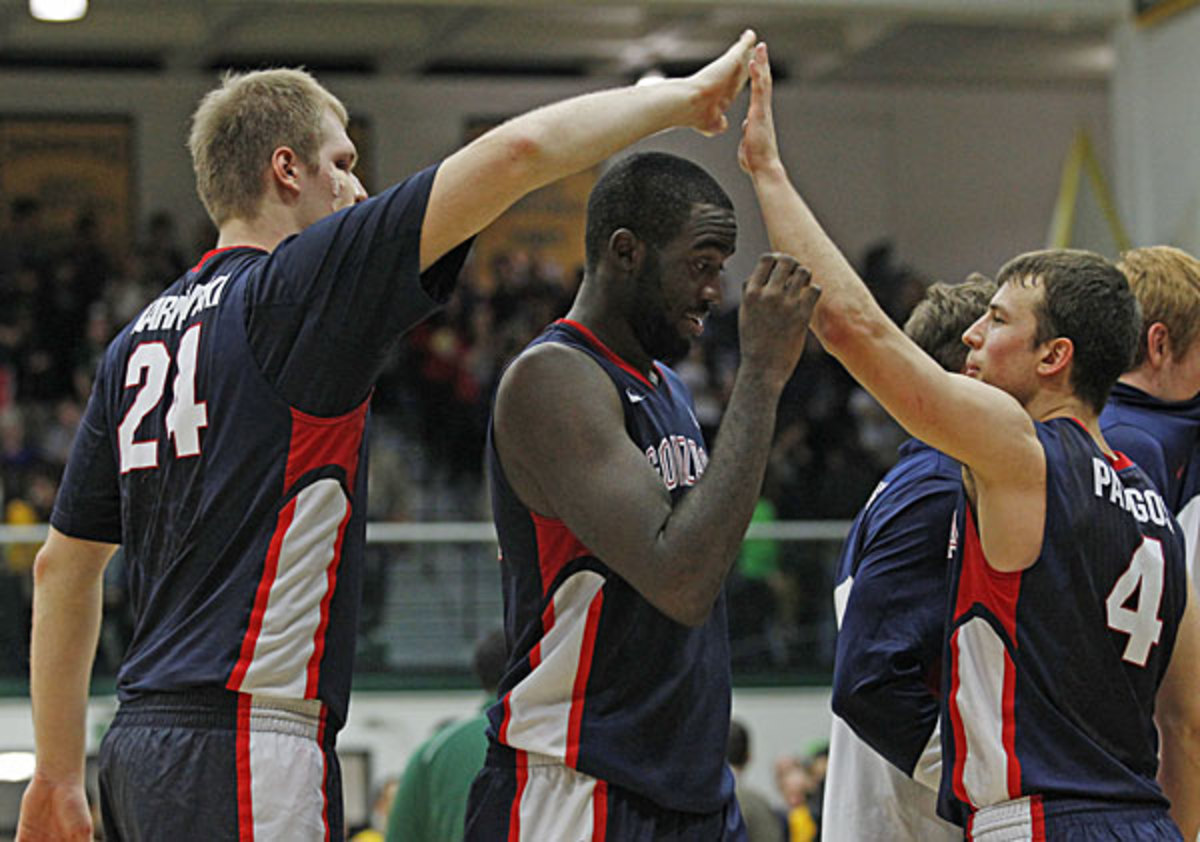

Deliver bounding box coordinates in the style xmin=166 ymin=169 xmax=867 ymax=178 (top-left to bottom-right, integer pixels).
xmin=118 ymin=324 xmax=208 ymax=472
xmin=1105 ymin=537 xmax=1165 ymax=667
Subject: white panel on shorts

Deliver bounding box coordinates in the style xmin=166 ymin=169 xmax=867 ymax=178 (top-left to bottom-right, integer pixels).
xmin=504 ymin=570 xmax=605 ymax=760
xmin=247 ymin=702 xmax=328 ymax=841
xmin=515 ymin=756 xmax=600 ymax=842
xmin=952 ymin=616 xmax=1014 ymax=808
xmin=969 ymin=796 xmax=1038 ymax=841
xmin=240 ymin=478 xmax=348 ymax=696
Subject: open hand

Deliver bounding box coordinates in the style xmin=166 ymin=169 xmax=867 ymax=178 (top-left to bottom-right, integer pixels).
xmin=738 ymin=42 xmax=780 ymax=174
xmin=684 ymin=29 xmax=757 ymax=136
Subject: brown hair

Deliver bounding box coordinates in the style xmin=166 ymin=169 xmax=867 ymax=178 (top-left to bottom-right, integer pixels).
xmin=995 ymin=249 xmax=1138 ymax=413
xmin=188 ymin=68 xmax=347 ymax=225
xmin=903 ymin=274 xmax=996 ymax=373
xmin=1117 ymin=245 xmax=1200 ymax=368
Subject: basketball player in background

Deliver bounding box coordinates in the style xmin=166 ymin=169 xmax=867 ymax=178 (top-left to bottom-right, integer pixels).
xmin=823 ymin=277 xmax=994 ymax=842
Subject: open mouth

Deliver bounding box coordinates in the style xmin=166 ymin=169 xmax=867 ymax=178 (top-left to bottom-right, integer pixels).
xmin=683 ymin=309 xmax=708 ymax=336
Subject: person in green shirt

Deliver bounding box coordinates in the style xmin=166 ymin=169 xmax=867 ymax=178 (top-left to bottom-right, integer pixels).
xmin=386 ymin=628 xmax=507 ymax=842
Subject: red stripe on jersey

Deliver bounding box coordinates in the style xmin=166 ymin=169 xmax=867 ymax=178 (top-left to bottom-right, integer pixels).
xmin=228 ymin=497 xmax=296 ymax=690
xmin=948 ymin=625 xmax=972 ymax=808
xmin=1031 ymin=795 xmax=1045 ymax=839
xmin=499 ymin=691 xmax=513 ymax=745
xmin=531 ymin=512 xmax=591 ymax=598
xmin=965 ymin=811 xmax=975 ymax=840
xmin=285 ymin=400 xmax=369 ymax=492
xmin=1003 ymin=654 xmax=1022 ymax=797
xmin=319 ymin=708 xmax=331 ymax=842
xmin=954 ymin=506 xmax=1022 ymax=641
xmin=557 ymin=319 xmax=657 ymax=390
xmin=565 ymin=589 xmax=605 ymax=769
xmin=508 ymin=750 xmax=529 ymax=842
xmin=592 ymin=779 xmax=608 ymax=841
xmin=305 ymin=504 xmax=353 ymax=698
xmin=236 ymin=694 xmax=255 ymax=841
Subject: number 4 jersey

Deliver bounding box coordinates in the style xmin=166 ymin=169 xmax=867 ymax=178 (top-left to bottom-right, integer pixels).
xmin=51 ymin=165 xmax=467 ymax=734
xmin=939 ymin=417 xmax=1188 ymax=828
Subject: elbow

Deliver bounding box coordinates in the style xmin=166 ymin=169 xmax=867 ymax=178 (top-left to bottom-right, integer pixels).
xmin=487 ymin=129 xmax=547 ymax=188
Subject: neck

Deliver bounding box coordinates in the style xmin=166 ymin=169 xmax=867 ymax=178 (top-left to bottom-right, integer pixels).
xmin=565 ymin=280 xmax=654 ymax=375
xmin=1118 ymin=367 xmax=1171 ymax=400
xmin=216 ymin=208 xmax=300 ymax=253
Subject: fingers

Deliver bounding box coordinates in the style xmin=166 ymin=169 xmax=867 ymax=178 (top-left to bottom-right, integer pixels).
xmin=745 ymin=253 xmax=811 ymax=295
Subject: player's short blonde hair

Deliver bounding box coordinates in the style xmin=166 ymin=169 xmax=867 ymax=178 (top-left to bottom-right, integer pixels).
xmin=1118 ymin=245 xmax=1200 ymax=368
xmin=188 ymin=68 xmax=348 ymax=225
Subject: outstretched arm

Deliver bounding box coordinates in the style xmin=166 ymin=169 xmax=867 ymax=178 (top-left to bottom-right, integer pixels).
xmin=738 ymin=43 xmax=1044 ymax=572
xmin=17 ymin=528 xmax=116 ymax=842
xmin=495 ymin=254 xmax=819 ymax=626
xmin=420 ymin=30 xmax=758 ymax=271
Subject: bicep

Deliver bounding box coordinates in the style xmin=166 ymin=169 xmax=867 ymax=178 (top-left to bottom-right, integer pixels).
xmin=495 ymin=347 xmax=674 ymax=580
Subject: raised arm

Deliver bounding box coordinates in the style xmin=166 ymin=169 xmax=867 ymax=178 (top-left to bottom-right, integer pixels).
xmin=17 ymin=528 xmax=117 ymax=842
xmin=419 ymin=30 xmax=757 ymax=271
xmin=738 ymin=44 xmax=1044 ymax=571
xmin=494 ymin=254 xmax=819 ymax=626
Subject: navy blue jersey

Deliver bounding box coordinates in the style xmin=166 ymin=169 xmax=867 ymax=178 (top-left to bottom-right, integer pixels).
xmin=1102 ymin=382 xmax=1200 ymax=578
xmin=940 ymin=418 xmax=1187 ymax=826
xmin=51 ymin=164 xmax=468 ymax=732
xmin=484 ymin=318 xmax=734 ymax=814
xmin=831 ymin=438 xmax=959 ymax=774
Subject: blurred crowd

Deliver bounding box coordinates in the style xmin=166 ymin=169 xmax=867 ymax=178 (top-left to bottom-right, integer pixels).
xmin=0 ymin=197 xmax=937 ymax=678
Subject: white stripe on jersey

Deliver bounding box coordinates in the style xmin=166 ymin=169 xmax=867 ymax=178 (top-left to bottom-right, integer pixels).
xmin=952 ymin=616 xmax=1015 ymax=808
xmin=504 ymin=570 xmax=605 ymax=760
xmin=238 ymin=477 xmax=348 ymax=697
xmin=513 ymin=755 xmax=603 ymax=842
xmin=1177 ymin=494 xmax=1199 ymax=585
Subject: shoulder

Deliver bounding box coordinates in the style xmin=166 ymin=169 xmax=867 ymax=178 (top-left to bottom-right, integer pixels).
xmin=497 ymin=340 xmax=615 ymax=408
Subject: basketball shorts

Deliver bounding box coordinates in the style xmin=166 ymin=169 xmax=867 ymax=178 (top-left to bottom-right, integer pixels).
xmin=967 ymin=795 xmax=1183 ymax=841
xmin=464 ymin=750 xmax=747 ymax=842
xmin=98 ymin=689 xmax=343 ymax=842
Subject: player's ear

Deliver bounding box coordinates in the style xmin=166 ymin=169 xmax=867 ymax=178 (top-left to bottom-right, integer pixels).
xmin=1038 ymin=336 xmax=1074 ymax=378
xmin=1145 ymin=322 xmax=1170 ymax=367
xmin=608 ymin=228 xmax=644 ymax=275
xmin=270 ymin=147 xmax=303 ymax=196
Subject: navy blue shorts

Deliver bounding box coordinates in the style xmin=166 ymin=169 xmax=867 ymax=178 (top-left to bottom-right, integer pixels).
xmin=966 ymin=795 xmax=1182 ymax=841
xmin=464 ymin=752 xmax=746 ymax=842
xmin=98 ymin=690 xmax=342 ymax=842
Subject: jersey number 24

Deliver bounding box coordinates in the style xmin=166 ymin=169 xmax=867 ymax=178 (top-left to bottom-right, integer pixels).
xmin=118 ymin=324 xmax=208 ymax=473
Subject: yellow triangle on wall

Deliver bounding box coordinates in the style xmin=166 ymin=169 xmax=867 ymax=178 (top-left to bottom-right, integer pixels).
xmin=1047 ymin=129 xmax=1131 ymax=257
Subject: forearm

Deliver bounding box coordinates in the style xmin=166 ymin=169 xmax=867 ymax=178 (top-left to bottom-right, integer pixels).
xmin=29 ymin=548 xmax=105 ymax=783
xmin=747 ymin=161 xmax=886 ymax=351
xmin=652 ymin=368 xmax=784 ymax=625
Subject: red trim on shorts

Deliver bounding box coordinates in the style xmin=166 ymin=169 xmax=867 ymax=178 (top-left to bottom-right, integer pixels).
xmin=508 ymin=750 xmax=529 ymax=842
xmin=236 ymin=695 xmax=255 ymax=841
xmin=592 ymin=779 xmax=608 ymax=841
xmin=557 ymin=319 xmax=657 ymax=390
xmin=565 ymin=589 xmax=605 ymax=769
xmin=1031 ymin=795 xmax=1045 ymax=840
xmin=228 ymin=498 xmax=296 ymax=690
